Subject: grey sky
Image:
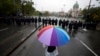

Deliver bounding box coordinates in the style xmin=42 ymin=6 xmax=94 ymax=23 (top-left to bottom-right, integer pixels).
xmin=32 ymin=0 xmax=99 ymax=12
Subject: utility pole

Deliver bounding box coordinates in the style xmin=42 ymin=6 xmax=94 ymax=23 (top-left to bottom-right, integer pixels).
xmin=63 ymin=4 xmax=66 ymax=12
xmin=86 ymin=0 xmax=92 ymax=22
xmin=88 ymin=0 xmax=92 ymax=11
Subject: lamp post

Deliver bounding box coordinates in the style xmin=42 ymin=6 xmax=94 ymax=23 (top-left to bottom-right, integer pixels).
xmin=86 ymin=0 xmax=92 ymax=22
xmin=88 ymin=0 xmax=91 ymax=15
xmin=63 ymin=4 xmax=66 ymax=17
xmin=63 ymin=4 xmax=66 ymax=12
xmin=88 ymin=0 xmax=92 ymax=10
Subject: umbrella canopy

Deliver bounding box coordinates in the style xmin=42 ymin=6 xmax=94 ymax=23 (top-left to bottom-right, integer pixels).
xmin=37 ymin=25 xmax=70 ymax=46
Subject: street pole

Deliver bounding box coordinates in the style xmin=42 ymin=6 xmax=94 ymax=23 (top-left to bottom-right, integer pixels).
xmin=63 ymin=4 xmax=66 ymax=17
xmin=21 ymin=3 xmax=24 ymax=16
xmin=63 ymin=4 xmax=66 ymax=12
xmin=86 ymin=0 xmax=92 ymax=22
xmin=88 ymin=0 xmax=92 ymax=11
xmin=21 ymin=0 xmax=25 ymax=16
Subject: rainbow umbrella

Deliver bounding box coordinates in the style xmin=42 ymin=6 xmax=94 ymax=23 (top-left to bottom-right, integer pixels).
xmin=37 ymin=25 xmax=70 ymax=46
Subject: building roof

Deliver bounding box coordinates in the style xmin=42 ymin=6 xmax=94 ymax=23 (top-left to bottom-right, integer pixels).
xmin=73 ymin=1 xmax=79 ymax=9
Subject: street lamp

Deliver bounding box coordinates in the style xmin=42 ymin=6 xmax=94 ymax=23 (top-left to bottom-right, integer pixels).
xmin=85 ymin=0 xmax=92 ymax=22
xmin=63 ymin=4 xmax=66 ymax=12
xmin=88 ymin=0 xmax=92 ymax=11
xmin=63 ymin=4 xmax=66 ymax=17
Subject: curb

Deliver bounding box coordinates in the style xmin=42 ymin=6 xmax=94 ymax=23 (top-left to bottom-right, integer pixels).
xmin=6 ymin=24 xmax=42 ymax=56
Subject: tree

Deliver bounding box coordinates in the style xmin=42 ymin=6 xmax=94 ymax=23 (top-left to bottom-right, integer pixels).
xmin=33 ymin=11 xmax=41 ymax=16
xmin=43 ymin=11 xmax=50 ymax=16
xmin=0 ymin=0 xmax=16 ymax=16
xmin=0 ymin=0 xmax=36 ymax=16
xmin=21 ymin=1 xmax=36 ymax=16
xmin=96 ymin=0 xmax=100 ymax=4
xmin=82 ymin=7 xmax=100 ymax=22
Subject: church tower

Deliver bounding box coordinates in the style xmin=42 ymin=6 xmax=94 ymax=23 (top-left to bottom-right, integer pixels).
xmin=73 ymin=1 xmax=79 ymax=10
xmin=72 ymin=1 xmax=79 ymax=18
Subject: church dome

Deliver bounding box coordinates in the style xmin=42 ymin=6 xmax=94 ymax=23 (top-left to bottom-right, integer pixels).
xmin=73 ymin=1 xmax=79 ymax=9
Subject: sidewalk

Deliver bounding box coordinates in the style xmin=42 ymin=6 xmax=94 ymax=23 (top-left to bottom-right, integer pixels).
xmin=1 ymin=24 xmax=42 ymax=56
xmin=0 ymin=23 xmax=8 ymax=29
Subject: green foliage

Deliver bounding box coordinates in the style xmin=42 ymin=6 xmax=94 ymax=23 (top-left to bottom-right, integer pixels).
xmin=43 ymin=11 xmax=50 ymax=16
xmin=0 ymin=0 xmax=15 ymax=16
xmin=82 ymin=7 xmax=100 ymax=21
xmin=23 ymin=1 xmax=35 ymax=16
xmin=33 ymin=11 xmax=41 ymax=16
xmin=0 ymin=0 xmax=35 ymax=16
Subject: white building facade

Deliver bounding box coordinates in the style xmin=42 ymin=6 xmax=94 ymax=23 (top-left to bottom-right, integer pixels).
xmin=68 ymin=1 xmax=82 ymax=18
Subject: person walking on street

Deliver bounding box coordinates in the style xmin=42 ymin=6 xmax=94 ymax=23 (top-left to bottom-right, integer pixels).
xmin=65 ymin=20 xmax=69 ymax=28
xmin=62 ymin=19 xmax=66 ymax=29
xmin=43 ymin=45 xmax=58 ymax=56
xmin=68 ymin=21 xmax=73 ymax=32
xmin=59 ymin=19 xmax=62 ymax=26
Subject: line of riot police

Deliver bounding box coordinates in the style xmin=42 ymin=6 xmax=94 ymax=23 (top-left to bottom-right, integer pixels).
xmin=41 ymin=18 xmax=98 ymax=31
xmin=0 ymin=16 xmax=98 ymax=31
xmin=0 ymin=16 xmax=38 ymax=26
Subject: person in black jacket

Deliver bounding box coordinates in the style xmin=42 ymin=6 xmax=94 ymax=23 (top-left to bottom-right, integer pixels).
xmin=48 ymin=18 xmax=51 ymax=25
xmin=73 ymin=21 xmax=79 ymax=33
xmin=68 ymin=21 xmax=73 ymax=32
xmin=38 ymin=16 xmax=41 ymax=23
xmin=55 ymin=19 xmax=58 ymax=25
xmin=65 ymin=20 xmax=69 ymax=28
xmin=34 ymin=17 xmax=37 ymax=27
xmin=52 ymin=19 xmax=55 ymax=25
xmin=59 ymin=19 xmax=62 ymax=26
xmin=42 ymin=18 xmax=45 ymax=26
xmin=45 ymin=46 xmax=58 ymax=56
xmin=62 ymin=19 xmax=66 ymax=29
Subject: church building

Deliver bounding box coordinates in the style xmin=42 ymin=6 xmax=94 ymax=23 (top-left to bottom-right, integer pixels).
xmin=68 ymin=1 xmax=82 ymax=18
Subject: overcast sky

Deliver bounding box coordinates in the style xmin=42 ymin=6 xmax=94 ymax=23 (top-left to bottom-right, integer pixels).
xmin=32 ymin=0 xmax=99 ymax=12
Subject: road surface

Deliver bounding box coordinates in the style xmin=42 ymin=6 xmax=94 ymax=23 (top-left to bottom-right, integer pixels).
xmin=10 ymin=27 xmax=99 ymax=56
xmin=0 ymin=24 xmax=40 ymax=56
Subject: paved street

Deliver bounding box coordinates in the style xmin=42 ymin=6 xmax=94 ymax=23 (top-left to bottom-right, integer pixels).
xmin=10 ymin=26 xmax=100 ymax=56
xmin=0 ymin=17 xmax=100 ymax=56
xmin=76 ymin=30 xmax=100 ymax=55
xmin=1 ymin=0 xmax=100 ymax=56
xmin=0 ymin=17 xmax=83 ymax=56
xmin=0 ymin=23 xmax=41 ymax=56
